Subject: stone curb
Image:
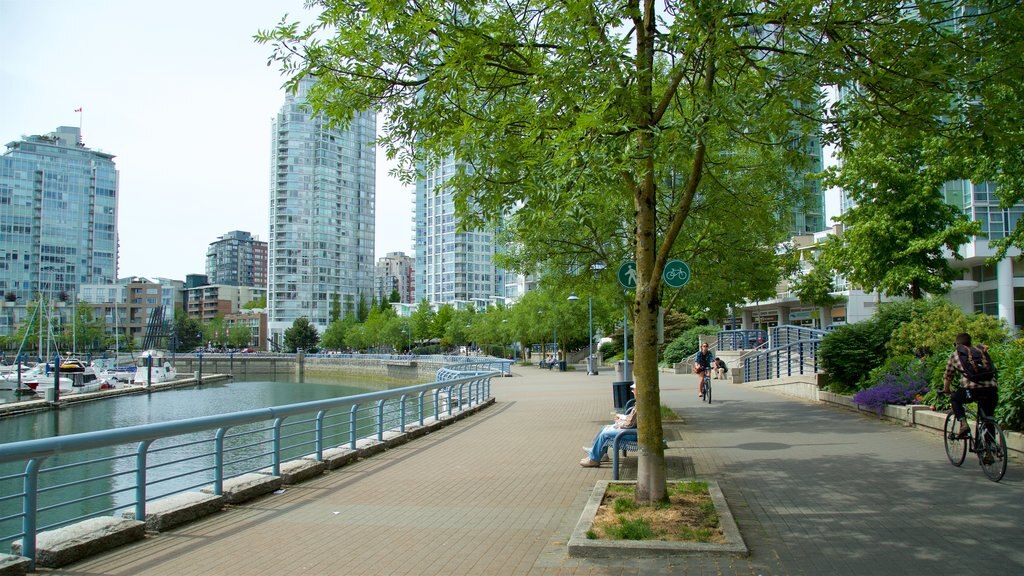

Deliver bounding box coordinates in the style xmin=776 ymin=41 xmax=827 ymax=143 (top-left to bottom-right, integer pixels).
xmin=567 ymin=479 xmax=748 ymax=558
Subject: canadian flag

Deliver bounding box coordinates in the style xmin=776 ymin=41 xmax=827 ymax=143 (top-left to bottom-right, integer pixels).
xmin=74 ymin=107 xmax=82 ymax=112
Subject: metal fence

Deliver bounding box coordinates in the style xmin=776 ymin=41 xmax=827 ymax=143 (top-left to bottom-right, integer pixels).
xmin=0 ymin=364 xmax=498 ymax=564
xmin=742 ymin=338 xmax=823 ymax=382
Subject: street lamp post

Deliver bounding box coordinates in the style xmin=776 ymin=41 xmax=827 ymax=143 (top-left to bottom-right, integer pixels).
xmin=567 ymin=293 xmax=596 ymax=375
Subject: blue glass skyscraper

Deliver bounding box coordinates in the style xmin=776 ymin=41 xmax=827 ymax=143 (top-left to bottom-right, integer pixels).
xmin=0 ymin=126 xmax=118 ymax=334
xmin=268 ymin=80 xmax=375 ymax=339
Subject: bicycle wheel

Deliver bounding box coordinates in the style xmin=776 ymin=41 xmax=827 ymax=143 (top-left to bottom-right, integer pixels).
xmin=979 ymin=420 xmax=1008 ymax=482
xmin=705 ymin=376 xmax=712 ymax=404
xmin=944 ymin=413 xmax=967 ymax=466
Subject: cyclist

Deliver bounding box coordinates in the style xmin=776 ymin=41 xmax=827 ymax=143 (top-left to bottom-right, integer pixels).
xmin=693 ymin=342 xmax=714 ymax=398
xmin=942 ymin=332 xmax=998 ymax=440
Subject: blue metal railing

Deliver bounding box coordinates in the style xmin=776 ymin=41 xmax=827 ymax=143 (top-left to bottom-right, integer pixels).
xmin=742 ymin=338 xmax=823 ymax=382
xmin=717 ymin=330 xmax=767 ymax=351
xmin=0 ymin=364 xmax=498 ymax=565
xmin=770 ymin=325 xmax=827 ymax=349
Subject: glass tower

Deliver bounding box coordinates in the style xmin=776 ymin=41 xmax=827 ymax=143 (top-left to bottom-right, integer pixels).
xmin=206 ymin=230 xmax=268 ymax=288
xmin=414 ymin=156 xmax=506 ymax=309
xmin=0 ymin=126 xmax=118 ymax=304
xmin=268 ymin=80 xmax=375 ymax=337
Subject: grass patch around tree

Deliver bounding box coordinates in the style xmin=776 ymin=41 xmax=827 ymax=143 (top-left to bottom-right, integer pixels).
xmin=585 ymin=481 xmax=724 ymax=543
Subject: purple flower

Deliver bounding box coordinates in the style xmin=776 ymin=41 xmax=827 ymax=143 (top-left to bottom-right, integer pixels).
xmin=853 ymin=365 xmax=929 ymax=414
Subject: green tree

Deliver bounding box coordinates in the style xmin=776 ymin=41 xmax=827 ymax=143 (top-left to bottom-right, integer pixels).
xmin=389 ymin=289 xmax=401 ymax=303
xmin=283 ymin=317 xmax=319 ymax=352
xmin=410 ymin=299 xmax=437 ymax=346
xmin=330 ymin=293 xmax=341 ymax=323
xmin=357 ymin=293 xmax=370 ymax=323
xmin=173 ymin=312 xmax=204 ymax=352
xmin=259 ymin=0 xmax=984 ymax=503
xmin=321 ymin=317 xmax=355 ymax=350
xmin=243 ymin=296 xmax=267 ymax=310
xmin=819 ymin=125 xmax=980 ymax=299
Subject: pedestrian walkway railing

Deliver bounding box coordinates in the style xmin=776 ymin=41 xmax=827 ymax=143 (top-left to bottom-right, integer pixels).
xmin=742 ymin=338 xmax=822 ymax=382
xmin=0 ymin=364 xmax=498 ymax=565
xmin=717 ymin=329 xmax=767 ymax=351
xmin=770 ymin=325 xmax=827 ymax=349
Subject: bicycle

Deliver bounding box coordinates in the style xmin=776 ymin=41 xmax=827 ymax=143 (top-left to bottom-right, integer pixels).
xmin=943 ymin=397 xmax=1007 ymax=482
xmin=700 ymin=366 xmax=711 ymax=404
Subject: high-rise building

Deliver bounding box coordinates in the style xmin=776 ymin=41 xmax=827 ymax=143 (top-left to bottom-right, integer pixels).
xmin=374 ymin=251 xmax=414 ymax=304
xmin=268 ymin=79 xmax=375 ymax=338
xmin=414 ymin=156 xmax=507 ymax=310
xmin=0 ymin=126 xmax=118 ymax=336
xmin=206 ymin=230 xmax=268 ymax=288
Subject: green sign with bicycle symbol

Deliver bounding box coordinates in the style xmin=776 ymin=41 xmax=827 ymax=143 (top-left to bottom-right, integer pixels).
xmin=617 ymin=260 xmax=691 ymax=289
xmin=663 ymin=260 xmax=691 ymax=288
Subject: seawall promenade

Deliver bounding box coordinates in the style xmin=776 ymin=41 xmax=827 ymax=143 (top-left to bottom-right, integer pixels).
xmin=54 ymin=366 xmax=1023 ymax=575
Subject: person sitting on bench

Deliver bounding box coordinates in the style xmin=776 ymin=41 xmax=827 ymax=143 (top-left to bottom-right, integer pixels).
xmin=580 ymin=384 xmax=637 ymax=467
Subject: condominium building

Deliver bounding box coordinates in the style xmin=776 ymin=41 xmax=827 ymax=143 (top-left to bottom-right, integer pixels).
xmin=268 ymin=78 xmax=375 ymax=337
xmin=414 ymin=156 xmax=507 ymax=309
xmin=374 ymin=251 xmax=414 ymax=304
xmin=78 ymin=277 xmax=180 ymax=347
xmin=206 ymin=230 xmax=268 ymax=288
xmin=0 ymin=126 xmax=118 ymax=336
xmin=183 ymin=283 xmax=267 ymax=322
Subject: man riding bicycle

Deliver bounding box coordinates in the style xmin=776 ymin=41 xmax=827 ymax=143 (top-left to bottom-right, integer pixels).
xmin=694 ymin=342 xmax=714 ymax=398
xmin=942 ymin=332 xmax=998 ymax=440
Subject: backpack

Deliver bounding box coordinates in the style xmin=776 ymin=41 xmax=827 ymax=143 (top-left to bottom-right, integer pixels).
xmin=957 ymin=345 xmax=996 ymax=383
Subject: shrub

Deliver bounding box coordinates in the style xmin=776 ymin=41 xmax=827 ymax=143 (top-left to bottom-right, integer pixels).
xmin=852 ymin=360 xmax=929 ymax=413
xmin=988 ymin=341 xmax=1024 ymax=432
xmin=887 ymin=299 xmax=1010 ymax=357
xmin=662 ymin=325 xmax=720 ymax=366
xmin=819 ymin=321 xmax=888 ymax=392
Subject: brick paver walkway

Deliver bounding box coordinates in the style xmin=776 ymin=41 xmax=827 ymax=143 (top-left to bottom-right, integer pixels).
xmin=54 ymin=367 xmax=1023 ymax=575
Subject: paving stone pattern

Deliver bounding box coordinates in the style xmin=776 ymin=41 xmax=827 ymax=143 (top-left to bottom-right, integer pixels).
xmin=56 ymin=368 xmax=1023 ymax=576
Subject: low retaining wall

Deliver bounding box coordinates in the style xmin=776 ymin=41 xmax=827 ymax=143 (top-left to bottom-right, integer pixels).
xmin=749 ymin=377 xmax=1024 ymax=458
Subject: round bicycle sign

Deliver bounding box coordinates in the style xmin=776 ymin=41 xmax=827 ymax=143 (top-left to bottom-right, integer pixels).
xmin=662 ymin=260 xmax=691 ymax=288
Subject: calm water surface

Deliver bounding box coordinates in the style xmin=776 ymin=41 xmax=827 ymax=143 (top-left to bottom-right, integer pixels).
xmin=0 ymin=375 xmax=402 ymax=442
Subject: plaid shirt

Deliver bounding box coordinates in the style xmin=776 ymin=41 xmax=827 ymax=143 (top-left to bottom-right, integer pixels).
xmin=943 ymin=346 xmax=997 ymax=390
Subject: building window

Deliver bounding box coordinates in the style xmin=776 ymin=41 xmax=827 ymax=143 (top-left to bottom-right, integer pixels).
xmin=973 ymin=289 xmax=998 ymax=317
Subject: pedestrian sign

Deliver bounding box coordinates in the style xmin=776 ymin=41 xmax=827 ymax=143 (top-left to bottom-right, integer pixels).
xmin=617 ymin=261 xmax=637 ymax=289
xmin=662 ymin=260 xmax=691 ymax=288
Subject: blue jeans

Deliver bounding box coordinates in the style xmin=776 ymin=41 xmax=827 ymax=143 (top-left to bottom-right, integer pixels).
xmin=588 ymin=425 xmax=627 ymax=461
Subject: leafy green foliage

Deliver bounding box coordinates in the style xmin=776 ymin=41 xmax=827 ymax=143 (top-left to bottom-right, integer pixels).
xmin=819 ymin=321 xmax=889 ymax=392
xmin=989 ymin=342 xmax=1024 ymax=432
xmin=662 ymin=326 xmax=720 ymax=366
xmin=283 ymin=317 xmax=319 ymax=353
xmin=606 ymin=518 xmax=655 ymax=541
xmin=819 ymin=123 xmax=980 ymax=299
xmin=887 ymin=299 xmax=1010 ymax=357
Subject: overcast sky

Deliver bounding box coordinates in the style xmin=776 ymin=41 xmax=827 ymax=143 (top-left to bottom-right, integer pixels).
xmin=0 ymin=0 xmax=414 ymax=281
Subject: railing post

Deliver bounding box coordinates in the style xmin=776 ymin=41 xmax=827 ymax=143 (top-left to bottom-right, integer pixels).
xmin=214 ymin=428 xmax=227 ymax=495
xmin=418 ymin=390 xmax=427 ymax=426
xmin=377 ymin=399 xmax=386 ymax=441
xmin=22 ymin=458 xmax=43 ymax=568
xmin=349 ymin=404 xmax=359 ymax=449
xmin=399 ymin=395 xmax=407 ymax=433
xmin=272 ymin=418 xmax=284 ymax=475
xmin=135 ymin=440 xmax=153 ymax=524
xmin=315 ymin=410 xmax=326 ymax=461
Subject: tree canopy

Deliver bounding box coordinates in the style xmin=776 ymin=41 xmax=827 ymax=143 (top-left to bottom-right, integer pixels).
xmin=258 ymin=0 xmax=1019 ymax=503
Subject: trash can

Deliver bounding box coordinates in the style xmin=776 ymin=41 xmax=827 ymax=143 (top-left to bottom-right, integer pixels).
xmin=612 ymin=381 xmax=634 ymax=410
xmin=614 ymin=359 xmax=632 ymax=382
xmin=44 ymin=387 xmax=56 ymax=402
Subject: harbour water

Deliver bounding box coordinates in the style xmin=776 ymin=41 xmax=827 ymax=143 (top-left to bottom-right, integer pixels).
xmin=0 ymin=375 xmax=413 ymax=539
xmin=0 ymin=375 xmax=401 ymax=442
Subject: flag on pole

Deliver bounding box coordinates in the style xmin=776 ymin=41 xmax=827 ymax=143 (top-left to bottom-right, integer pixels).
xmin=74 ymin=107 xmax=82 ymax=112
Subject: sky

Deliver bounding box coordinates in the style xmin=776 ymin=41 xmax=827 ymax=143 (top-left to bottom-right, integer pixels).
xmin=0 ymin=0 xmax=414 ymax=281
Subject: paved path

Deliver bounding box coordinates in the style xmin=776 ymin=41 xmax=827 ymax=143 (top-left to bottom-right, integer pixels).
xmin=55 ymin=367 xmax=1023 ymax=575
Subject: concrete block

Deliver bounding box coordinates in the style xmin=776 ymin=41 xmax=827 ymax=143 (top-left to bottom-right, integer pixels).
xmin=258 ymin=458 xmax=326 ymax=485
xmin=316 ymin=446 xmax=359 ymax=470
xmin=0 ymin=553 xmax=31 ymax=575
xmin=122 ymin=492 xmax=224 ymax=532
xmin=201 ymin=472 xmax=282 ymax=505
xmin=11 ymin=516 xmax=145 ymax=569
